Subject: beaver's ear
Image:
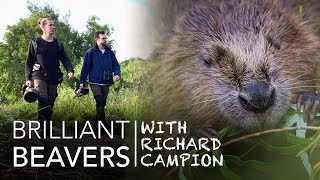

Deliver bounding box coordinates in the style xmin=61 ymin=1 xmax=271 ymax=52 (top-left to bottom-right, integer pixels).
xmin=267 ymin=36 xmax=282 ymax=50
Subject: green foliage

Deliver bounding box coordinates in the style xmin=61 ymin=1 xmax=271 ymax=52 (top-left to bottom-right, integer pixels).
xmin=179 ymin=149 xmax=198 ymax=180
xmin=81 ymin=15 xmax=115 ymax=51
xmin=0 ymin=2 xmax=114 ymax=102
xmin=0 ymin=58 xmax=152 ymax=124
xmin=0 ymin=99 xmax=37 ymax=122
xmin=177 ymin=107 xmax=320 ymax=180
xmin=114 ymin=57 xmax=152 ymax=91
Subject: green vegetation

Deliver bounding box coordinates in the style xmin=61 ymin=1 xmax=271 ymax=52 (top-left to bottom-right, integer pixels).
xmin=0 ymin=2 xmax=114 ymax=102
xmin=0 ymin=2 xmax=153 ymax=123
xmin=178 ymin=109 xmax=320 ymax=180
xmin=0 ymin=2 xmax=319 ymax=180
xmin=0 ymin=57 xmax=152 ymax=124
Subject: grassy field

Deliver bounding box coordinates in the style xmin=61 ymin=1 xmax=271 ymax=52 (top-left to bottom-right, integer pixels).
xmin=0 ymin=58 xmax=153 ymax=126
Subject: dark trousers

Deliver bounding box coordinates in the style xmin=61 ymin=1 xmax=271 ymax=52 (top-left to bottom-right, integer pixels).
xmin=34 ymin=79 xmax=58 ymax=123
xmin=90 ymin=84 xmax=110 ymax=128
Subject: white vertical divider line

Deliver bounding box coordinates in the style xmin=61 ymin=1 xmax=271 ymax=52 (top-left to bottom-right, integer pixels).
xmin=134 ymin=120 xmax=137 ymax=167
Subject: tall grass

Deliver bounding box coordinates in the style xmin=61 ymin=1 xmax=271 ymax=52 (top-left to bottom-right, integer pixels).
xmin=0 ymin=85 xmax=152 ymax=127
xmin=0 ymin=58 xmax=153 ymax=127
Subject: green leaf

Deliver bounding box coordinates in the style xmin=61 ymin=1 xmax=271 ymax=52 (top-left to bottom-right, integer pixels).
xmin=182 ymin=149 xmax=198 ymax=180
xmin=300 ymin=152 xmax=312 ymax=176
xmin=310 ymin=161 xmax=320 ymax=180
xmin=179 ymin=166 xmax=188 ymax=180
xmin=286 ymin=133 xmax=320 ymax=148
xmin=219 ymin=127 xmax=244 ymax=139
xmin=219 ymin=127 xmax=232 ymax=138
xmin=284 ymin=110 xmax=313 ymax=177
xmin=218 ymin=164 xmax=242 ymax=180
xmin=310 ymin=130 xmax=320 ymax=140
xmin=224 ymin=155 xmax=266 ymax=173
xmin=213 ymin=150 xmax=242 ymax=180
xmin=257 ymin=139 xmax=305 ymax=155
xmin=300 ymin=5 xmax=304 ymax=22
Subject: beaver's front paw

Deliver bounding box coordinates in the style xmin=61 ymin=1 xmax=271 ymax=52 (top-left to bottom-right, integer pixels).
xmin=296 ymin=92 xmax=320 ymax=121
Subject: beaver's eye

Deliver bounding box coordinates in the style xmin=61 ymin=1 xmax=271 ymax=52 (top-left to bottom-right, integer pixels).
xmin=201 ymin=54 xmax=212 ymax=67
xmin=203 ymin=58 xmax=212 ymax=67
xmin=202 ymin=47 xmax=225 ymax=67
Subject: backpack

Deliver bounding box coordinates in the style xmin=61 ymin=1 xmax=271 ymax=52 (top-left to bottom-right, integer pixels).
xmin=88 ymin=45 xmax=114 ymax=62
xmin=31 ymin=37 xmax=62 ymax=57
xmin=89 ymin=47 xmax=95 ymax=62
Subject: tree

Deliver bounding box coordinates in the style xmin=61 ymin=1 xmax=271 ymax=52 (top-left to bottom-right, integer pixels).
xmin=113 ymin=57 xmax=151 ymax=92
xmin=81 ymin=16 xmax=115 ymax=51
xmin=0 ymin=2 xmax=114 ymax=102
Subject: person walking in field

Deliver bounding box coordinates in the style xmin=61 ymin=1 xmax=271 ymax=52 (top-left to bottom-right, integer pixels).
xmin=25 ymin=17 xmax=74 ymax=128
xmin=79 ymin=31 xmax=121 ymax=129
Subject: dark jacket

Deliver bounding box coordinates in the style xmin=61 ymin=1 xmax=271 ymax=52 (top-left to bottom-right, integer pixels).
xmin=25 ymin=37 xmax=74 ymax=84
xmin=80 ymin=45 xmax=121 ymax=85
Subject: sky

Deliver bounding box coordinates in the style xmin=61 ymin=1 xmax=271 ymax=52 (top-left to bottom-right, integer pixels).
xmin=0 ymin=0 xmax=155 ymax=61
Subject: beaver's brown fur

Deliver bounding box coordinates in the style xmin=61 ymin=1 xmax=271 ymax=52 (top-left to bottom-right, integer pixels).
xmin=152 ymin=0 xmax=320 ymax=131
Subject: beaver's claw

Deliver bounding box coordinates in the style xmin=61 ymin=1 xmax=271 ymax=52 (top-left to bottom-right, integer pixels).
xmin=297 ymin=92 xmax=320 ymax=121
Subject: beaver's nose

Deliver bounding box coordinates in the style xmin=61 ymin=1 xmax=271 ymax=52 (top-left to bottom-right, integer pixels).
xmin=238 ymin=81 xmax=275 ymax=113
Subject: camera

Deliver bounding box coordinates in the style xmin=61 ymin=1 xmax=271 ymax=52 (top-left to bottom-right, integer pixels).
xmin=103 ymin=71 xmax=113 ymax=81
xmin=74 ymin=87 xmax=89 ymax=97
xmin=22 ymin=85 xmax=38 ymax=103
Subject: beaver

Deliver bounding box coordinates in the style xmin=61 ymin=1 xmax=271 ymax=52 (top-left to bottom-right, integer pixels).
xmin=151 ymin=0 xmax=320 ymax=133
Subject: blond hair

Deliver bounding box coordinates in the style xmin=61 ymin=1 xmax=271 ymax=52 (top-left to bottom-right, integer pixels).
xmin=37 ymin=18 xmax=52 ymax=28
